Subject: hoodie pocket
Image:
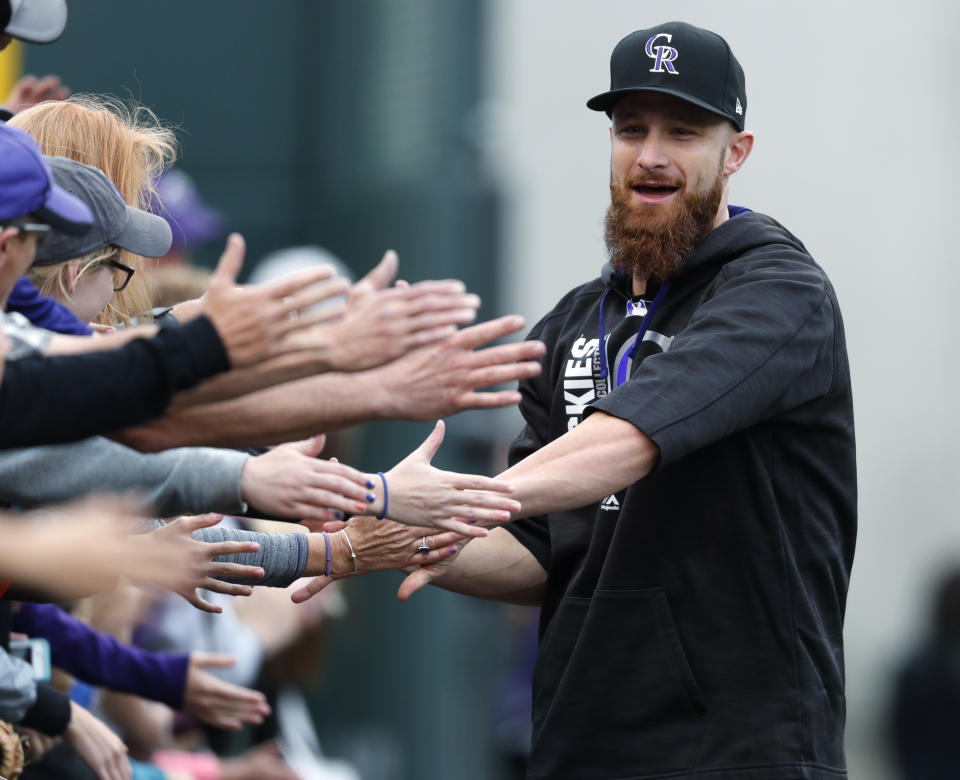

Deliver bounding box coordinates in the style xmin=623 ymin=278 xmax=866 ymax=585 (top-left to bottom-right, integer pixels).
xmin=530 ymin=587 xmax=705 ymax=779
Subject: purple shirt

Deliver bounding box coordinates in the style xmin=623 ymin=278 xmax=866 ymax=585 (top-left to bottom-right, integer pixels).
xmin=12 ymin=602 xmax=189 ymax=709
xmin=7 ymin=276 xmax=93 ymax=335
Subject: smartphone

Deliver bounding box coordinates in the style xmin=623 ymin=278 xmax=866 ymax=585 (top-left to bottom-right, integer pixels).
xmin=8 ymin=637 xmax=51 ymax=682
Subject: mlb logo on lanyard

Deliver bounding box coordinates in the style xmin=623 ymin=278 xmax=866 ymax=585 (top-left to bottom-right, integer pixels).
xmin=626 ymin=299 xmax=647 ymax=318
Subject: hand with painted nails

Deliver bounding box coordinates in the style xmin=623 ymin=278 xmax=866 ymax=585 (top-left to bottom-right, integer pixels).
xmin=132 ymin=514 xmax=265 ymax=613
xmin=290 ymin=515 xmax=463 ymax=603
xmin=364 ymin=419 xmax=520 ymax=536
xmin=397 ymin=538 xmax=472 ymax=601
xmin=240 ymin=434 xmax=374 ymax=522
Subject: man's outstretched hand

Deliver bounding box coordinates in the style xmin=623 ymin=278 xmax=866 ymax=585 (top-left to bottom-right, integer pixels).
xmin=370 ymin=314 xmax=547 ymax=420
xmin=201 ymin=233 xmax=351 ymax=368
xmin=283 ymin=249 xmax=484 ymax=372
xmin=369 ymin=420 xmax=519 ymax=536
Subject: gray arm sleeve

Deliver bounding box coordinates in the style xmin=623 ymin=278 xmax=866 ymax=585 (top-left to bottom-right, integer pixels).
xmin=192 ymin=526 xmax=309 ymax=587
xmin=0 ymin=437 xmax=249 ymax=518
xmin=0 ymin=647 xmax=37 ymax=723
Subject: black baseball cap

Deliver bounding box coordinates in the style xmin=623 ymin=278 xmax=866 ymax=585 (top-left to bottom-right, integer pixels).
xmin=587 ymin=22 xmax=746 ymax=131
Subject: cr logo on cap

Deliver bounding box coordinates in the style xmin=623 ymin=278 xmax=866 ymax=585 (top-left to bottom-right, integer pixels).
xmin=645 ymin=33 xmax=679 ymax=75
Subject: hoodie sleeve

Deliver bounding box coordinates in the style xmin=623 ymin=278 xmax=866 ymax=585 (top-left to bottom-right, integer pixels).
xmin=587 ymin=251 xmax=842 ymax=467
xmin=0 ymin=437 xmax=248 ymax=518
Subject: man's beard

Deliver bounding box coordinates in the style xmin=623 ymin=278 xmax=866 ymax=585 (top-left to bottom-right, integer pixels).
xmin=604 ymin=162 xmax=724 ymax=284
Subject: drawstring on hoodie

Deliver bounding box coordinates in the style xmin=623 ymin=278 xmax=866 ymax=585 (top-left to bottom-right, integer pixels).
xmin=597 ymin=289 xmax=612 ymax=379
xmin=596 ymin=283 xmax=671 ymax=384
xmin=627 ymin=283 xmax=670 ymax=359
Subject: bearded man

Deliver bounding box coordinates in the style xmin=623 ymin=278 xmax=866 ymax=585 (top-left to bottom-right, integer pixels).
xmin=303 ymin=21 xmax=856 ymax=780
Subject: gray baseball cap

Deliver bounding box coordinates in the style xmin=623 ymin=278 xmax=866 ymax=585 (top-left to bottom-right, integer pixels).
xmin=33 ymin=156 xmax=173 ymax=266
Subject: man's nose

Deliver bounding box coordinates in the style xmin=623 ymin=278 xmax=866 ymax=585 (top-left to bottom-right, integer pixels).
xmin=635 ymin=134 xmax=669 ymax=171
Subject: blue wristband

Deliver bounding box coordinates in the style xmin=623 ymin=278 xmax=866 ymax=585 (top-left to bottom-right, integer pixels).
xmin=377 ymin=471 xmax=389 ymax=520
xmin=322 ymin=531 xmax=331 ymax=577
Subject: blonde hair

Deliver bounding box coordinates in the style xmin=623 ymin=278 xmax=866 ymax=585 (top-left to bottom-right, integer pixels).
xmin=27 ymin=247 xmax=120 ymax=314
xmin=9 ymin=95 xmax=177 ymax=326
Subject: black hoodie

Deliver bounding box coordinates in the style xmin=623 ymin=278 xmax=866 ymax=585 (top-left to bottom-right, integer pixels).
xmin=506 ymin=210 xmax=856 ymax=780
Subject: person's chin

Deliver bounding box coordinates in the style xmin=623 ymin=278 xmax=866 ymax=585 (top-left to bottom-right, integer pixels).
xmin=626 ymin=201 xmax=677 ymax=228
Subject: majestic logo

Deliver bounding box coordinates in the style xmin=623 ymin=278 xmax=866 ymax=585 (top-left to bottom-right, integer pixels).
xmin=645 ymin=33 xmax=679 ymax=74
xmin=600 ymin=494 xmax=621 ymax=512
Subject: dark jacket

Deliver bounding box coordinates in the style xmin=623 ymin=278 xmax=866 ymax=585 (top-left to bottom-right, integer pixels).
xmin=0 ymin=315 xmax=229 ymax=449
xmin=507 ymin=210 xmax=857 ymax=780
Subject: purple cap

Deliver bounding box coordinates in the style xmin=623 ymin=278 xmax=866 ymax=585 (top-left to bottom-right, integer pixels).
xmin=0 ymin=122 xmax=93 ymax=234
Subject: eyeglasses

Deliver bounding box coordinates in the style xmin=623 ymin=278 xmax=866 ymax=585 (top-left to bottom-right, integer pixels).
xmin=105 ymin=258 xmax=135 ymax=292
xmin=17 ymin=223 xmax=53 ymax=247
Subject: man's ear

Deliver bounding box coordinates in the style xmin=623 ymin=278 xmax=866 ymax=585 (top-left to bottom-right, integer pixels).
xmin=0 ymin=227 xmax=21 ymax=272
xmin=723 ymin=130 xmax=755 ymax=176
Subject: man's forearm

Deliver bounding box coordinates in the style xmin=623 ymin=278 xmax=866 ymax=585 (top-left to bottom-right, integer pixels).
xmin=118 ymin=369 xmax=394 ymax=451
xmin=169 ymin=351 xmax=328 ymax=408
xmin=501 ymin=410 xmax=659 ymax=522
xmin=427 ymin=528 xmax=547 ymax=606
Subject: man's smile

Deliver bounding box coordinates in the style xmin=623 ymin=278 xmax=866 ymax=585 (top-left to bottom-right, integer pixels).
xmin=629 ymin=180 xmax=681 ymax=205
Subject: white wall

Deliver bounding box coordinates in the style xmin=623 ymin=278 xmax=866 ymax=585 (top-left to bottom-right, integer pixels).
xmin=484 ymin=1 xmax=960 ymax=776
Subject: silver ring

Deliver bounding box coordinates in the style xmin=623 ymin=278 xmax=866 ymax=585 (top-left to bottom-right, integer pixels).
xmin=418 ymin=536 xmax=430 ymax=554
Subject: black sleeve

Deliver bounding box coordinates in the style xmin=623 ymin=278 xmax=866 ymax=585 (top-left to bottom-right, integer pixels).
xmin=18 ymin=682 xmax=72 ymax=736
xmin=502 ymin=322 xmax=554 ymax=570
xmin=0 ymin=316 xmax=229 ymax=449
xmin=0 ymin=586 xmax=52 ymax=602
xmin=587 ymin=253 xmax=839 ymax=466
